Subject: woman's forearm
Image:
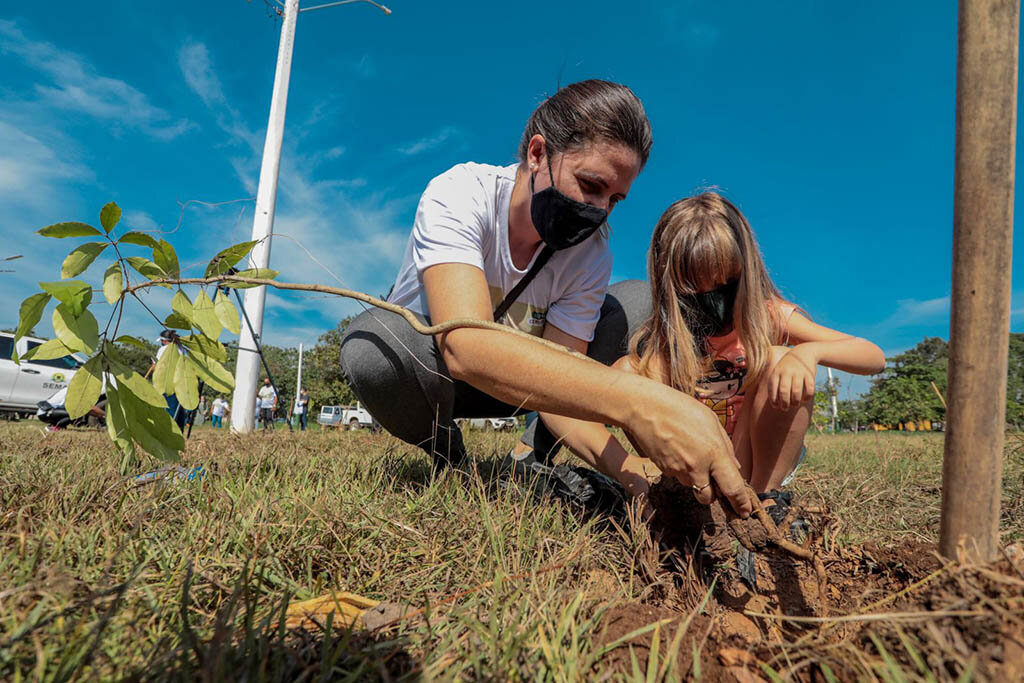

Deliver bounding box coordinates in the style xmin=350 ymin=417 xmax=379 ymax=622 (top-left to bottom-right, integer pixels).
xmin=442 ymin=326 xmax=648 ymax=428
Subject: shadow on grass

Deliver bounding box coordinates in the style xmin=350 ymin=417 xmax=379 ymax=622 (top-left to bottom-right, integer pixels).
xmin=132 ymin=564 xmax=421 ymax=682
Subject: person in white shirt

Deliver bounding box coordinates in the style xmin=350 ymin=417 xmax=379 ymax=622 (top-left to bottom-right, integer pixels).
xmin=293 ymin=388 xmax=310 ymax=431
xmin=210 ymin=395 xmax=230 ymax=429
xmin=339 ymin=80 xmax=750 ymax=517
xmin=257 ymin=378 xmax=277 ymax=431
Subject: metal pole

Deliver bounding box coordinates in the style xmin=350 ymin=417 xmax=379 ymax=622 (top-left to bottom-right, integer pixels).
xmin=827 ymin=367 xmax=838 ymax=433
xmin=940 ymin=0 xmax=1019 ymax=561
xmin=294 ymin=342 xmax=303 ymax=426
xmin=231 ymin=0 xmax=300 ymax=433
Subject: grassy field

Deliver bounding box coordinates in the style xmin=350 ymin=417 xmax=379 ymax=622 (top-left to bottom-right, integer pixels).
xmin=1 ymin=423 xmax=1022 ymax=681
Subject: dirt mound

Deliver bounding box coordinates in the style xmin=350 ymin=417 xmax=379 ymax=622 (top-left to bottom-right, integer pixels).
xmin=602 ymin=481 xmax=1023 ymax=681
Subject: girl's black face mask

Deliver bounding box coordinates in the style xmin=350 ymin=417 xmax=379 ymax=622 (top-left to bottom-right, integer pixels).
xmin=679 ymin=279 xmax=739 ymax=346
xmin=530 ymin=155 xmax=608 ymax=251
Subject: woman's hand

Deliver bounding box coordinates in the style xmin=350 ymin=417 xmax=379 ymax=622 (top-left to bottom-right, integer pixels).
xmin=627 ymin=383 xmax=751 ymax=517
xmin=766 ymin=345 xmax=818 ymax=411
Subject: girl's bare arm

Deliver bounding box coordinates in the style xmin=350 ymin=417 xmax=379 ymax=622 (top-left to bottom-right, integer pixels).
xmin=786 ymin=311 xmax=886 ymax=375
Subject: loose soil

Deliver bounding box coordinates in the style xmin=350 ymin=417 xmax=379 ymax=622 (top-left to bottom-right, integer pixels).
xmin=597 ymin=479 xmax=1024 ymax=681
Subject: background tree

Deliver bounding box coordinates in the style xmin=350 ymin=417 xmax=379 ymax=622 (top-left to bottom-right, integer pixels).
xmin=864 ymin=337 xmax=948 ymax=425
xmin=302 ymin=317 xmax=356 ymax=412
xmin=115 ymin=339 xmax=159 ymax=376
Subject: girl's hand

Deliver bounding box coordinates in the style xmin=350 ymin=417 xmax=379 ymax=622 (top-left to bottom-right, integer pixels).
xmin=767 ymin=345 xmax=818 ymax=411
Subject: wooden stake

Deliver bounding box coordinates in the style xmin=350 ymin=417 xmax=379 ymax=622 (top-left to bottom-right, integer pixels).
xmin=941 ymin=0 xmax=1019 ymax=561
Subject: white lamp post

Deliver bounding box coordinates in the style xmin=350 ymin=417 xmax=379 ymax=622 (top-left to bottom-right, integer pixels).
xmin=231 ymin=0 xmax=391 ymax=433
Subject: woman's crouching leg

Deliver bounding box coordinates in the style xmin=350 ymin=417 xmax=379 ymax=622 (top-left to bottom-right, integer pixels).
xmin=340 ymin=308 xmax=466 ymax=468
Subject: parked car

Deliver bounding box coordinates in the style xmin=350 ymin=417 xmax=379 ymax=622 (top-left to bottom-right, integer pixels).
xmin=318 ymin=402 xmax=378 ymax=431
xmin=36 ymin=385 xmax=107 ymax=429
xmin=456 ymin=417 xmax=517 ymax=432
xmin=0 ymin=332 xmax=85 ymax=419
xmin=318 ymin=404 xmax=344 ymax=427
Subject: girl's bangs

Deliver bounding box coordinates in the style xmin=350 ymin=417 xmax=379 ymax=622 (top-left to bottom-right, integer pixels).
xmin=675 ymin=223 xmax=742 ymax=291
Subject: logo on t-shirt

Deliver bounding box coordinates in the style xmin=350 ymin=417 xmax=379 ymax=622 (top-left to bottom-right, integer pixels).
xmin=489 ymin=286 xmax=548 ymax=337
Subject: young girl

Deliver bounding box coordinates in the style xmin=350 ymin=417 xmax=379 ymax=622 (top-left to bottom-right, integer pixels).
xmin=542 ymin=192 xmax=885 ymax=513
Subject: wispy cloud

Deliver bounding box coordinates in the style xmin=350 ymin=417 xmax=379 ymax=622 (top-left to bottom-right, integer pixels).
xmin=179 ymin=39 xmax=413 ymax=347
xmin=397 ymin=126 xmax=460 ymax=156
xmin=876 ymin=295 xmax=950 ymax=330
xmin=178 ymin=41 xmax=260 ymax=149
xmin=121 ymin=210 xmax=160 ymax=232
xmin=0 ymin=120 xmax=88 ymax=209
xmin=0 ymin=20 xmax=193 ymax=140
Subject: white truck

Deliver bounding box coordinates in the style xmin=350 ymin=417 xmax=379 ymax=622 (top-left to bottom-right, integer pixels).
xmin=0 ymin=332 xmax=84 ymax=419
xmin=318 ymin=402 xmax=378 ymax=430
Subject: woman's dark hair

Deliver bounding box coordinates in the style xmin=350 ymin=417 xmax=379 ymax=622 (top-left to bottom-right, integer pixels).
xmin=517 ymin=79 xmax=653 ymax=167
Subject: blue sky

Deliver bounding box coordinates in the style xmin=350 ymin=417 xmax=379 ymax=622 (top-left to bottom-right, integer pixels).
xmin=1 ymin=0 xmax=1020 ymax=399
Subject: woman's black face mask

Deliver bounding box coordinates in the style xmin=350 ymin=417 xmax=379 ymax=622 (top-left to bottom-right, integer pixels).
xmin=530 ymin=155 xmax=608 ymax=251
xmin=679 ymin=279 xmax=739 ymax=346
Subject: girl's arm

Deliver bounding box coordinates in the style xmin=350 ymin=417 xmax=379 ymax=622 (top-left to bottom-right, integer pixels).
xmin=538 ymin=355 xmax=663 ymax=497
xmin=423 ymin=263 xmax=751 ymax=515
xmin=767 ymin=308 xmax=885 ymax=410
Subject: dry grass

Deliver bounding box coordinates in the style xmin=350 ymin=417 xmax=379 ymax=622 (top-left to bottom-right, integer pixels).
xmin=0 ymin=423 xmax=1021 ymax=681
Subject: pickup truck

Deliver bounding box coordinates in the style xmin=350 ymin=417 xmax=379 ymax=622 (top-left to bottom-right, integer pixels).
xmin=318 ymin=402 xmax=378 ymax=430
xmin=0 ymin=332 xmax=85 ymax=419
xmin=456 ymin=417 xmax=518 ymax=431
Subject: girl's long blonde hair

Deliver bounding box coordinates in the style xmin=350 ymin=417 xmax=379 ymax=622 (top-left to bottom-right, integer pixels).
xmin=629 ymin=192 xmax=786 ymax=394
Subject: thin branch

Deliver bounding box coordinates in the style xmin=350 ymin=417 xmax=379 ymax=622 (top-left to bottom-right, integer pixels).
xmin=124 ymin=274 xmax=593 ymax=361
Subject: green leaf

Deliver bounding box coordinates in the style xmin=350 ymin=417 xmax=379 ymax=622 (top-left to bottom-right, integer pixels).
xmin=113 ymin=335 xmax=148 ymax=349
xmin=192 ymin=290 xmax=222 ymax=339
xmin=61 ymin=242 xmax=108 ymax=279
xmin=152 ymin=343 xmax=180 ymax=396
xmin=153 ymin=240 xmax=180 ymax=279
xmin=223 ymin=269 xmax=280 ymax=288
xmin=174 ymin=354 xmax=199 ymax=410
xmin=205 ymin=240 xmax=258 ymax=277
xmin=107 ymin=359 xmax=169 ymax=409
xmin=117 ymin=385 xmax=183 ymax=463
xmin=39 ymin=280 xmax=92 ymax=317
xmin=118 ymin=231 xmax=159 ymax=248
xmin=164 ymin=313 xmax=192 ymax=330
xmin=214 ymin=290 xmax=240 ymax=335
xmin=105 ymin=384 xmax=136 ymax=459
xmin=15 ymin=292 xmax=51 ymax=342
xmin=186 ymin=353 xmax=233 ymax=393
xmin=99 ymin=202 xmax=121 ymax=233
xmin=21 ymin=338 xmax=74 ymax=362
xmin=37 ymin=222 xmax=102 ymax=238
xmin=125 ymin=256 xmax=167 ymax=281
xmin=171 ymin=290 xmax=194 ymax=325
xmin=52 ymin=304 xmax=99 ymax=354
xmin=103 ymin=263 xmax=123 ymax=304
xmin=180 ymin=334 xmax=227 ymax=362
xmin=66 ymin=355 xmax=103 ymax=419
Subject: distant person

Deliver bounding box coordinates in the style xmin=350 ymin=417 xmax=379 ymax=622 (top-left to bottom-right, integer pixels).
xmin=294 ymin=388 xmax=310 ymax=431
xmin=257 ymin=378 xmax=277 ymax=431
xmin=146 ymin=330 xmax=187 ymax=431
xmin=195 ymin=396 xmax=208 ymax=426
xmin=210 ymin=395 xmax=230 ymax=429
xmin=544 ymin=193 xmax=886 ymax=519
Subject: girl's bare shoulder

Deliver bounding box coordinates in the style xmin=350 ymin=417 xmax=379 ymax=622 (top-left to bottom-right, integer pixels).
xmin=613 ymin=354 xmax=672 ymax=385
xmin=612 ymin=355 xmax=638 ymax=374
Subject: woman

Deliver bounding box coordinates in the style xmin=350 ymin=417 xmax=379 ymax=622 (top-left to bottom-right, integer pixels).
xmin=340 ymin=80 xmax=752 ymax=517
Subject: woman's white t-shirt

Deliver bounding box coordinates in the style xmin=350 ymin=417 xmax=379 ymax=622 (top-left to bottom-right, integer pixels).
xmin=387 ymin=162 xmax=613 ymax=342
